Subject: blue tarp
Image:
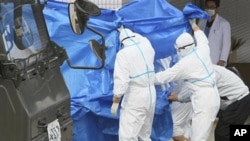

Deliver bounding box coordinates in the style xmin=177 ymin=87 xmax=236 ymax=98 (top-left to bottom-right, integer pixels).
xmin=43 ymin=0 xmax=209 ymax=141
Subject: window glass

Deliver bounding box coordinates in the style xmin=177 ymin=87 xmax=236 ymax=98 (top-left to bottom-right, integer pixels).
xmin=0 ymin=3 xmax=43 ymax=61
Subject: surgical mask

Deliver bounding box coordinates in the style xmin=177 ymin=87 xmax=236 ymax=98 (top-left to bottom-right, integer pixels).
xmin=206 ymin=9 xmax=215 ymax=16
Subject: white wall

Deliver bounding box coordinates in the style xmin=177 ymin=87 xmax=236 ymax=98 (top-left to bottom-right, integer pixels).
xmin=219 ymin=0 xmax=250 ymax=63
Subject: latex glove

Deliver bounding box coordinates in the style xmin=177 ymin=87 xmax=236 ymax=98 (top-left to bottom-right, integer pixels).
xmin=111 ymin=96 xmax=121 ymax=116
xmin=117 ymin=25 xmax=124 ymax=32
xmin=168 ymin=92 xmax=178 ymax=101
xmin=111 ymin=102 xmax=119 ymax=116
xmin=189 ymin=19 xmax=197 ymax=28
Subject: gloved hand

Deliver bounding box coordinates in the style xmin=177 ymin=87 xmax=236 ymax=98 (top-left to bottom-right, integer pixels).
xmin=111 ymin=102 xmax=119 ymax=116
xmin=110 ymin=96 xmax=121 ymax=116
xmin=189 ymin=19 xmax=197 ymax=29
xmin=117 ymin=25 xmax=124 ymax=32
xmin=168 ymin=92 xmax=178 ymax=101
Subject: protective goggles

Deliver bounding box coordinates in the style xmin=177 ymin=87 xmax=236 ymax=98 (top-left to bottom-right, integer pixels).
xmin=121 ymin=35 xmax=135 ymax=47
xmin=175 ymin=43 xmax=194 ymax=52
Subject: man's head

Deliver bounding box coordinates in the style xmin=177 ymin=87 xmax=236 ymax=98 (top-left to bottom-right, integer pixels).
xmin=205 ymin=0 xmax=220 ymax=20
xmin=206 ymin=0 xmax=220 ymax=8
xmin=175 ymin=32 xmax=195 ymax=57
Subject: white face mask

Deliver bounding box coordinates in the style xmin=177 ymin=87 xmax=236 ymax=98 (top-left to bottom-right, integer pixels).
xmin=206 ymin=9 xmax=215 ymax=16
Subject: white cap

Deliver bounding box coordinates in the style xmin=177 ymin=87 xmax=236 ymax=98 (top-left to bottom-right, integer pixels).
xmin=175 ymin=32 xmax=194 ymax=48
xmin=175 ymin=32 xmax=195 ymax=56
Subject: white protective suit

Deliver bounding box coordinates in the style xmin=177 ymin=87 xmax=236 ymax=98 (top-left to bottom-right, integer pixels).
xmin=198 ymin=14 xmax=231 ymax=65
xmin=169 ymin=65 xmax=250 ymax=140
xmin=156 ymin=57 xmax=192 ymax=139
xmin=113 ymin=28 xmax=156 ymax=141
xmin=155 ymin=30 xmax=220 ymax=141
xmin=170 ymin=80 xmax=192 ymax=139
xmin=214 ymin=65 xmax=249 ymax=110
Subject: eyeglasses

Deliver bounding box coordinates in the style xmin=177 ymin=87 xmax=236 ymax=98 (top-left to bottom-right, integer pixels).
xmin=121 ymin=35 xmax=135 ymax=43
xmin=175 ymin=43 xmax=194 ymax=52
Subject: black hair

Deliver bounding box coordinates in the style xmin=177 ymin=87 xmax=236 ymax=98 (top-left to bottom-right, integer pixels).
xmin=206 ymin=0 xmax=220 ymax=7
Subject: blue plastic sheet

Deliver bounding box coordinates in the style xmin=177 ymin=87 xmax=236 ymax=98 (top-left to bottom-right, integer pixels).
xmin=43 ymin=0 xmax=209 ymax=141
xmin=183 ymin=2 xmax=210 ymax=20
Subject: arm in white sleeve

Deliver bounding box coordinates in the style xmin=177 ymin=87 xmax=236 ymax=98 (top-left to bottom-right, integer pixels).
xmin=113 ymin=52 xmax=130 ymax=98
xmin=194 ymin=30 xmax=209 ymax=48
xmin=154 ymin=62 xmax=185 ymax=85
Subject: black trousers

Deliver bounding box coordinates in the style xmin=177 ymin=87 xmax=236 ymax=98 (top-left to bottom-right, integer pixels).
xmin=215 ymin=94 xmax=250 ymax=141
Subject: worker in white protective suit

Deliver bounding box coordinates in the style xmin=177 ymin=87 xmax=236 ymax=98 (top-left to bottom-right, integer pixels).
xmin=155 ymin=56 xmax=192 ymax=141
xmin=169 ymin=80 xmax=192 ymax=141
xmin=110 ymin=27 xmax=156 ymax=141
xmin=154 ymin=19 xmax=220 ymax=141
xmin=168 ymin=65 xmax=250 ymax=141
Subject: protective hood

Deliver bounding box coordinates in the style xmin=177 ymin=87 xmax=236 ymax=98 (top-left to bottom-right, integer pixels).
xmin=119 ymin=28 xmax=137 ymax=47
xmin=175 ymin=32 xmax=195 ymax=56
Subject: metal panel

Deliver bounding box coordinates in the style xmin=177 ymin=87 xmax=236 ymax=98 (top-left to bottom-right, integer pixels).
xmin=56 ymin=0 xmax=124 ymax=9
xmin=168 ymin=0 xmax=193 ymax=10
xmin=0 ymin=1 xmax=73 ymax=140
xmin=88 ymin=0 xmax=122 ymax=9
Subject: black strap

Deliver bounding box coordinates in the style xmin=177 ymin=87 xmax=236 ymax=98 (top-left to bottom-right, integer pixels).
xmin=178 ymin=43 xmax=194 ymax=50
xmin=221 ymin=96 xmax=229 ymax=100
xmin=121 ymin=35 xmax=135 ymax=43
